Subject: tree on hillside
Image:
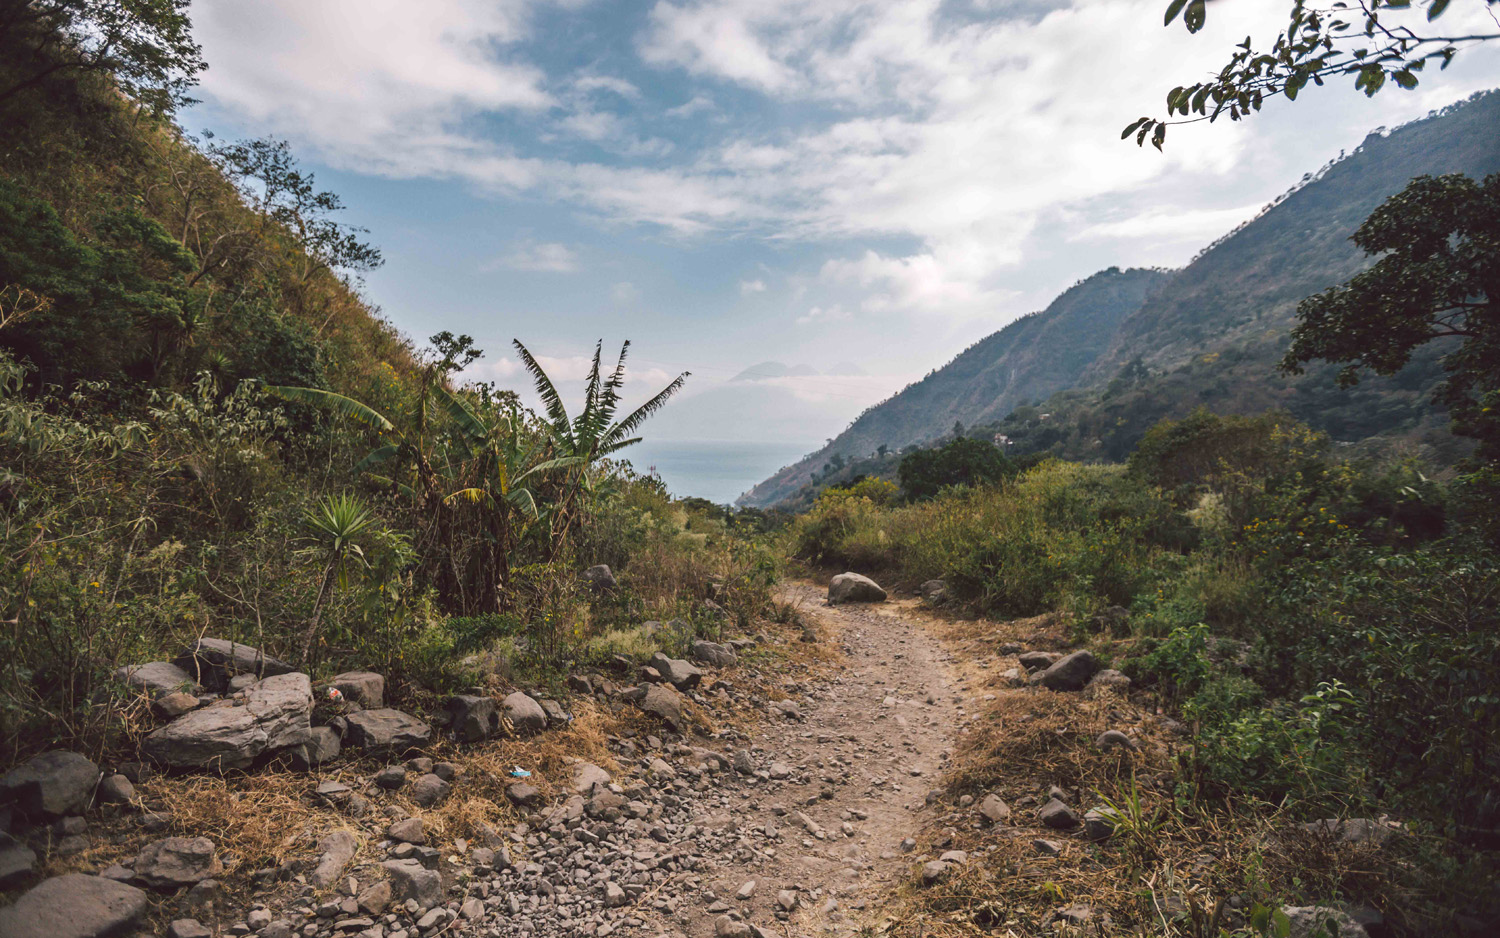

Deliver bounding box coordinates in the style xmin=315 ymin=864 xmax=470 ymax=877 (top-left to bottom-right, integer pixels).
xmin=210 ymin=137 xmax=384 ymax=326
xmin=1127 ymin=0 xmax=1500 ymax=147
xmin=0 ymin=0 xmax=205 ymax=112
xmin=898 ymin=437 xmax=1015 ymax=501
xmin=1281 ymin=172 xmax=1499 ymax=471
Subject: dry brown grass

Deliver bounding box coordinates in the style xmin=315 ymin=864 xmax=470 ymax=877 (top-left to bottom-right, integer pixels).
xmin=865 ymin=601 xmax=1435 ymax=938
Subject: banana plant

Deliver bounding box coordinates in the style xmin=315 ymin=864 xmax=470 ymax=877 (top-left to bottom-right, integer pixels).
xmin=512 ymin=339 xmax=687 ymax=553
xmin=434 ymin=385 xmax=581 ymax=610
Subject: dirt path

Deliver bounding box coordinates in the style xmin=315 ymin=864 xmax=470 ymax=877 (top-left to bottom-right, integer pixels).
xmin=667 ymin=580 xmax=963 ymax=937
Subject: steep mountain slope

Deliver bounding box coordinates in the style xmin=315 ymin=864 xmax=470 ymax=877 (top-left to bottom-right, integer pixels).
xmin=740 ymin=266 xmax=1167 ymax=505
xmin=741 ymin=90 xmax=1500 ymax=509
xmin=1089 ymin=89 xmax=1500 ymax=381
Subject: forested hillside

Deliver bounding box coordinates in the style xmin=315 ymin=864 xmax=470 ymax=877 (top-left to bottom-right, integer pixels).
xmin=0 ymin=16 xmax=414 ymax=401
xmin=742 ymin=90 xmax=1500 ymax=508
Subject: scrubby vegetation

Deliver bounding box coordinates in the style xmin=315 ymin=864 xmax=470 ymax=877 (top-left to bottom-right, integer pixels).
xmin=792 ymin=409 xmax=1499 ymax=927
xmin=0 ymin=11 xmax=778 ymax=762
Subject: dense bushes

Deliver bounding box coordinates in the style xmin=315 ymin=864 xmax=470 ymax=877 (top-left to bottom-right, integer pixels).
xmin=898 ymin=436 xmax=1016 ymax=501
xmin=790 ymin=411 xmax=1500 ymax=839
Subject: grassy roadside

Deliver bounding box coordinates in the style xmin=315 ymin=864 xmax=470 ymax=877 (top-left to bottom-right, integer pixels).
xmin=789 ymin=412 xmax=1499 ymax=936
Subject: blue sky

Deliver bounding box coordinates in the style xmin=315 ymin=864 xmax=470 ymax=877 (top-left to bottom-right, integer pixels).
xmin=186 ymin=0 xmax=1500 ymax=444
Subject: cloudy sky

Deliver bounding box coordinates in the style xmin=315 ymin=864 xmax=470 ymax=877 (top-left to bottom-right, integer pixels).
xmin=187 ymin=0 xmax=1500 ymax=444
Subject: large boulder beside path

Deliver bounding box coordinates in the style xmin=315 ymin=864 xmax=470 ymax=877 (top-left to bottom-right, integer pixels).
xmin=113 ymin=661 xmax=201 ymax=698
xmin=1039 ymin=650 xmax=1101 ymax=691
xmin=142 ymin=673 xmax=312 ymax=770
xmin=649 ymin=653 xmax=703 ymax=690
xmin=0 ymin=750 xmax=100 ymax=819
xmin=828 ymin=572 xmax=887 ymax=605
xmin=175 ymin=638 xmax=294 ymax=690
xmin=690 ymin=639 xmax=737 ymax=668
xmin=132 ymin=836 xmax=221 ymax=889
xmin=344 ymin=708 xmax=432 ymax=754
xmin=632 ymin=682 xmax=685 ymax=731
xmin=0 ymin=873 xmax=148 ymax=938
xmin=502 ymin=692 xmax=547 ymax=735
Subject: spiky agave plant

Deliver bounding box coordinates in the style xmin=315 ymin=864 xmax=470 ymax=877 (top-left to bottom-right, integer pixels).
xmin=299 ymin=492 xmax=377 ymax=665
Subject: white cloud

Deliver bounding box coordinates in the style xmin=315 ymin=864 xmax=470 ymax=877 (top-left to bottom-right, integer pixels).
xmin=611 ymin=281 xmax=642 ymax=303
xmin=739 ymin=278 xmax=767 ymax=294
xmin=1069 ymin=203 xmax=1265 ymax=243
xmin=665 ymin=93 xmax=715 ymax=117
xmin=193 ymin=0 xmax=1500 ymax=329
xmin=193 ymin=0 xmax=552 ymax=150
xmin=796 ymin=304 xmax=851 ymax=325
xmin=574 ymin=74 xmax=641 ymax=98
xmin=494 ymin=241 xmax=580 ymax=272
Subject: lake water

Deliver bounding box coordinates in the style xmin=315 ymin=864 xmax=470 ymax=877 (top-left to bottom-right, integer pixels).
xmin=618 ymin=439 xmax=819 ymax=506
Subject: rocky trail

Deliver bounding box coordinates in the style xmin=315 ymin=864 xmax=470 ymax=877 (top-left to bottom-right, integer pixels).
xmin=663 ymin=580 xmax=962 ymax=938
xmin=1 ymin=574 xmax=1393 ymax=938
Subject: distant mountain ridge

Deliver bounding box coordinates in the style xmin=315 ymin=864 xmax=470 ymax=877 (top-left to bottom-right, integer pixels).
xmin=740 ymin=90 xmax=1500 ymax=508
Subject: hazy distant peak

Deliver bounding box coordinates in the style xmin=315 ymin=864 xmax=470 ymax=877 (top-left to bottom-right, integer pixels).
xmin=827 ymin=362 xmax=867 ymax=376
xmin=731 ymin=361 xmax=835 ymax=381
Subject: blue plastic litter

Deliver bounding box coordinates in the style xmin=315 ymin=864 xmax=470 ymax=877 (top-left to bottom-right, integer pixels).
xmin=510 ymin=766 xmax=532 ymax=778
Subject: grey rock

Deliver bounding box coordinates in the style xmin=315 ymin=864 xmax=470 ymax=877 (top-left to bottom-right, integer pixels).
xmin=226 ymin=673 xmax=259 ymax=694
xmin=1032 ymin=839 xmax=1062 ymax=857
xmin=176 ymin=638 xmax=293 ymax=688
xmin=715 ymin=917 xmax=751 ymax=938
xmin=410 ymin=773 xmax=450 ymax=807
xmin=501 ymin=692 xmax=547 ymax=735
xmin=445 ymin=695 xmax=500 ymax=743
xmin=343 ymin=708 xmax=431 ymax=754
xmin=690 ymin=640 xmax=737 ymax=668
xmin=1095 ymin=730 xmax=1136 ymax=751
xmin=309 ymin=830 xmax=357 ymax=888
xmin=0 ymin=832 xmax=37 ymax=887
xmin=1 ymin=750 xmax=99 ymax=819
xmin=0 ymin=873 xmax=148 ymax=938
xmin=142 ymin=673 xmax=312 ymax=770
xmin=920 ymin=860 xmax=948 ymax=884
xmin=538 ymin=698 xmax=570 ymax=726
xmin=1084 ymin=806 xmax=1121 ymax=842
xmin=114 ymin=662 xmax=201 ymax=698
xmin=132 ymin=836 xmax=220 ymax=889
xmin=1281 ymin=906 xmax=1369 ymax=938
xmin=152 ymin=692 xmax=199 ymax=719
xmin=330 ymin=671 xmax=384 ymax=708
xmin=635 ymin=682 xmax=686 ymax=731
xmin=648 ymin=653 xmax=703 ymax=690
xmin=166 ymin=918 xmax=211 ymax=938
xmin=357 ymin=879 xmax=391 ymax=914
xmin=506 ymin=782 xmax=542 ymax=807
xmin=918 ymin=579 xmax=948 ymax=603
xmin=381 ymin=858 xmax=441 ymax=907
xmin=605 ymin=881 xmax=627 ymax=907
xmin=1017 ymin=651 xmax=1060 ymax=671
xmin=374 ymin=766 xmax=407 ymax=790
xmin=827 ymin=572 xmax=887 ymax=605
xmin=978 ymin=793 xmax=1010 ymax=824
xmin=572 ymin=763 xmax=611 ymax=794
xmin=290 ymin=725 xmax=341 ymax=768
xmin=1086 ymin=669 xmax=1132 ymax=694
xmin=581 ymin=564 xmax=617 ymax=592
xmin=387 ymin=818 xmax=425 ymax=844
xmin=1038 ymin=798 xmax=1080 ymax=830
xmin=96 ymin=774 xmax=136 ymax=806
xmin=1039 ymin=650 xmax=1101 ymax=691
